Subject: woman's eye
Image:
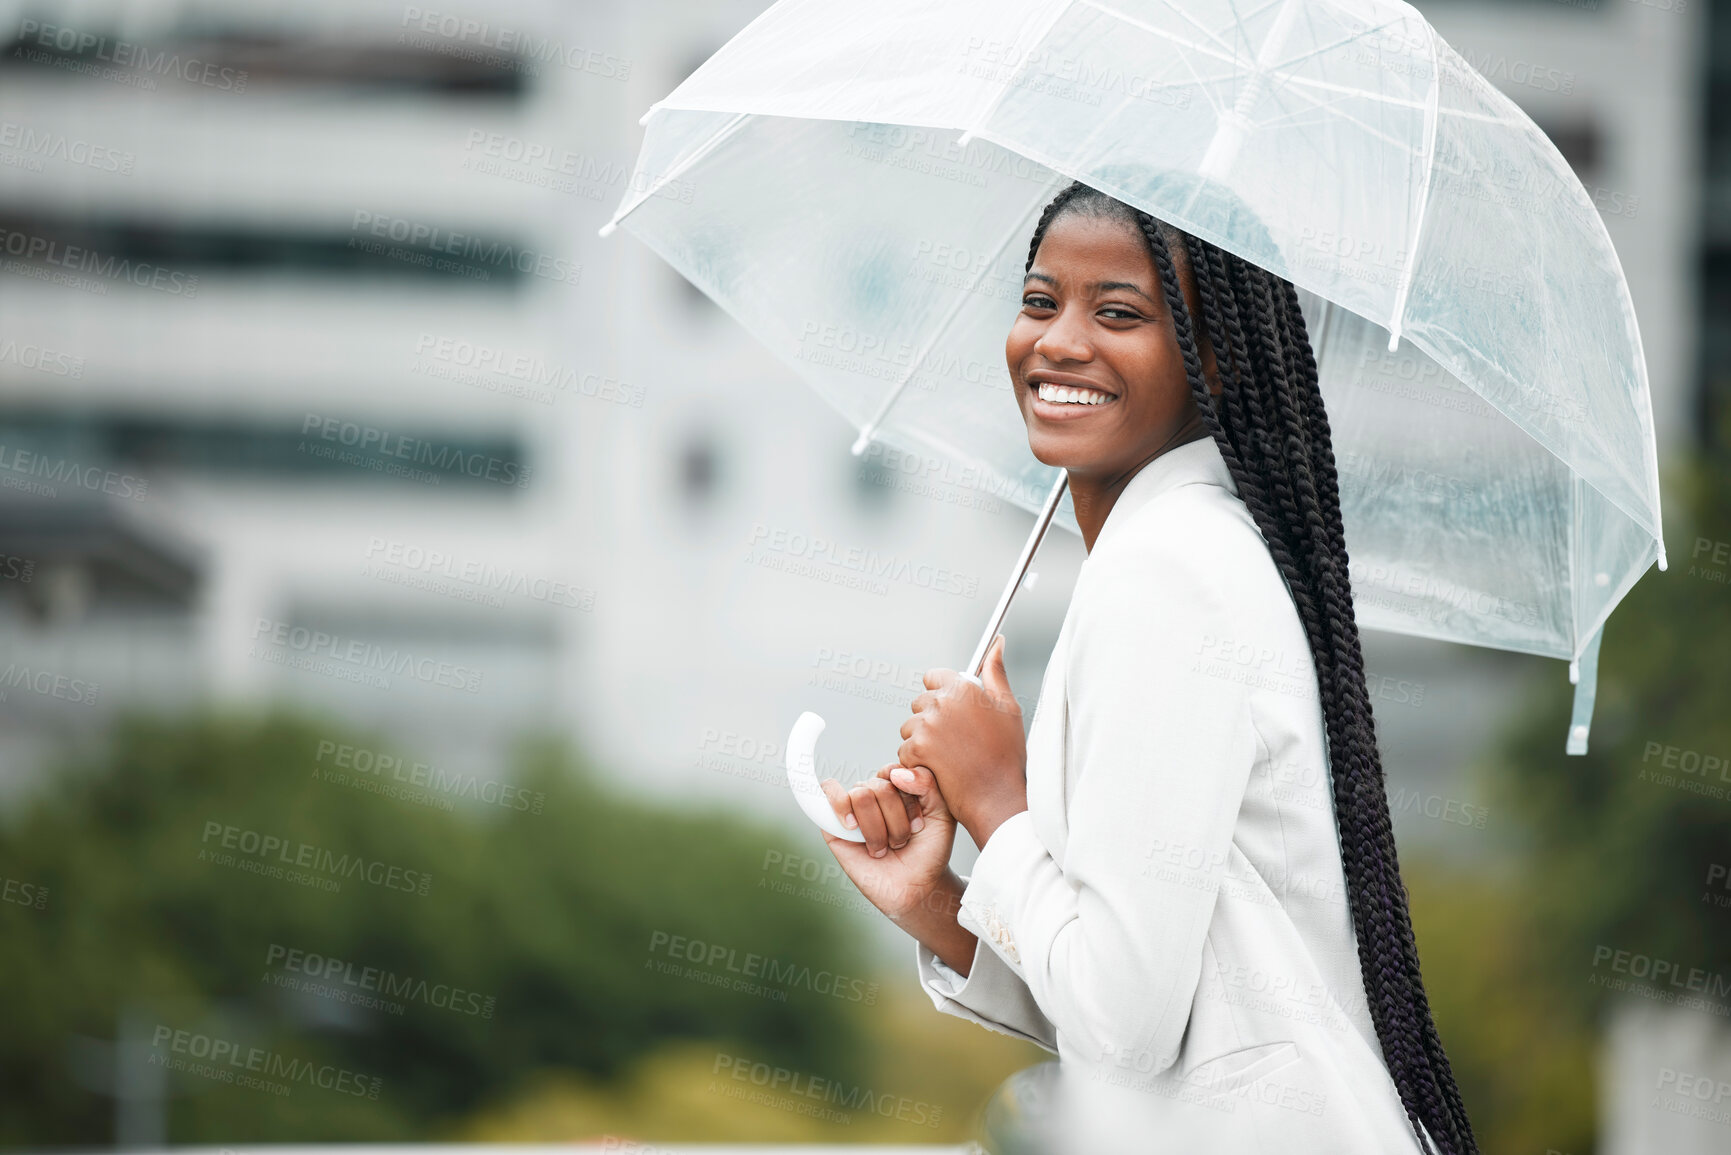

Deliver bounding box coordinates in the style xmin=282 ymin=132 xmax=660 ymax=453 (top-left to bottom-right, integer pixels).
xmin=1022 ymin=294 xmax=1055 ymax=309
xmin=1099 ymin=306 xmax=1141 ymax=321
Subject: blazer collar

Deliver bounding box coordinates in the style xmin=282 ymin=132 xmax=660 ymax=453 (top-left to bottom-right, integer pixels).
xmin=1087 ymin=434 xmax=1238 ymax=557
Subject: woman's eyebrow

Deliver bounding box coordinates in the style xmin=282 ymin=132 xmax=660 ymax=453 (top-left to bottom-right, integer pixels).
xmin=1023 ymin=271 xmax=1158 ymax=306
xmin=1093 ymin=280 xmax=1158 ymax=305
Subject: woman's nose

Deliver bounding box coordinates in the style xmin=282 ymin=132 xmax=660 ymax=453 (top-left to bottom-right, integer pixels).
xmin=1033 ymin=305 xmax=1093 ymax=363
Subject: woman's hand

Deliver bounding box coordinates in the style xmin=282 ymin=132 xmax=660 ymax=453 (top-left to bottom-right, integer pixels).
xmin=820 ymin=763 xmax=958 ymax=926
xmin=899 ymin=635 xmax=1029 ymax=847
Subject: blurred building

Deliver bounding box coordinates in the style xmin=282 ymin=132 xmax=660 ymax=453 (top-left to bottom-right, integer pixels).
xmin=0 ymin=0 xmax=1051 ymax=819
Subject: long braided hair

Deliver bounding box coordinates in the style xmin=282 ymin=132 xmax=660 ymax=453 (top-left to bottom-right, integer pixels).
xmin=1022 ymin=181 xmax=1476 ymax=1155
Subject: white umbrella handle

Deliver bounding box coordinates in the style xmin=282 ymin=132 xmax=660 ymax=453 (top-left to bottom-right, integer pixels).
xmin=785 ymin=473 xmax=1070 ymax=842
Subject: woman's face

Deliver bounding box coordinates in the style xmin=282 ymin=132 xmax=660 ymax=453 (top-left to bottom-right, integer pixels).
xmin=1006 ymin=211 xmax=1216 ymax=481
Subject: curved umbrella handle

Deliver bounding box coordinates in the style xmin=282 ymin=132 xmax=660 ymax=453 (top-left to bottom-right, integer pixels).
xmin=783 ymin=474 xmax=1065 ymax=841
xmin=785 ymin=711 xmax=865 ymax=842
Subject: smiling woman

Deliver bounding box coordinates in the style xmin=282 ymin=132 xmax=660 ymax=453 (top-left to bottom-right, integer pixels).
xmin=819 ymin=181 xmax=1478 ymax=1155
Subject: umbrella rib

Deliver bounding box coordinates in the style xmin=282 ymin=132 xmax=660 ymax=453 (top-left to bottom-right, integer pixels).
xmin=957 ymin=0 xmax=1081 ymax=146
xmin=598 ymin=111 xmax=753 ymax=236
xmin=1050 ymin=1 xmax=1519 ymax=126
xmin=1080 ymin=0 xmax=1240 ymax=70
xmin=1144 ymin=0 xmax=1240 ymax=58
xmin=1266 ymin=16 xmax=1409 ymax=74
xmin=1383 ymin=18 xmax=1441 ymax=350
xmin=1253 ymin=86 xmax=1418 ymax=157
xmin=850 ymin=176 xmax=1068 ymax=454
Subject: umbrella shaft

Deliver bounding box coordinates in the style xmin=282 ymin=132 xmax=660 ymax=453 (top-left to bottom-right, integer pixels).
xmin=965 ymin=471 xmax=1070 ymax=681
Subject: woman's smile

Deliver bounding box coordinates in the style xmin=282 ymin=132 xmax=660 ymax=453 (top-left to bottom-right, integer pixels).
xmin=1029 ymin=371 xmax=1119 ymax=416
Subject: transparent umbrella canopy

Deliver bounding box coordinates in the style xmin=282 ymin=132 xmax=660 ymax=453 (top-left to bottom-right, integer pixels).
xmin=600 ymin=0 xmax=1665 ymax=758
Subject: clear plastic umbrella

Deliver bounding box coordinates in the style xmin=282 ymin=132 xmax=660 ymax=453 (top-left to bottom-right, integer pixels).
xmin=599 ymin=0 xmax=1665 ymax=797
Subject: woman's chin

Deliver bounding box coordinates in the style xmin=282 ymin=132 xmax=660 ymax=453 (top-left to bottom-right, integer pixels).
xmin=1026 ymin=430 xmax=1103 ymax=473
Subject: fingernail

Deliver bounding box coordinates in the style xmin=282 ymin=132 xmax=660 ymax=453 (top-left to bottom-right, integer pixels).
xmin=911 ymin=817 xmax=925 ymax=833
xmin=843 ymin=814 xmax=856 ymax=829
xmin=890 ymin=768 xmax=915 ymax=785
xmin=872 ymin=847 xmax=887 ymax=858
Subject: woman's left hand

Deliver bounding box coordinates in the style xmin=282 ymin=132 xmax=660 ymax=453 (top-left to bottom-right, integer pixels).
xmin=897 ymin=635 xmax=1029 ymax=847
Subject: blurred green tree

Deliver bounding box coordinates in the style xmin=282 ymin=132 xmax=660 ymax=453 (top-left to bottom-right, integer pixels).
xmin=0 ymin=711 xmax=868 ymax=1142
xmin=1488 ymin=452 xmax=1731 ymax=1008
xmin=1414 ymin=449 xmax=1731 ymax=1153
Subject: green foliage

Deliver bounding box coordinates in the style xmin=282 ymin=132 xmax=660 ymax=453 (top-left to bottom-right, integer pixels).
xmin=1404 ymin=861 xmax=1598 ymax=1155
xmin=1485 ymin=453 xmax=1731 ymax=1015
xmin=0 ymin=711 xmax=867 ymax=1142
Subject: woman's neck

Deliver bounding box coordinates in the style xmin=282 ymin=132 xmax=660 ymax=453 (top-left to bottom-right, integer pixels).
xmin=1069 ymin=421 xmax=1211 ymax=552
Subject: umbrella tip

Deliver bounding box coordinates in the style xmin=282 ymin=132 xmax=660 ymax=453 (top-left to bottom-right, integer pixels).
xmin=1657 ymin=540 xmax=1669 ymax=571
xmin=638 ymin=102 xmax=660 ymax=126
xmin=850 ymin=430 xmax=873 ymax=456
xmin=598 ymin=220 xmax=617 ymax=238
xmin=1385 ymin=330 xmax=1400 ymax=353
xmin=957 ymin=129 xmax=975 ymax=147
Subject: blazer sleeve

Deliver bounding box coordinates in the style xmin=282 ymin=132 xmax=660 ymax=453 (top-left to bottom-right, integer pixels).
xmin=954 ymin=503 xmax=1263 ymax=1073
xmin=911 ymin=874 xmax=1060 ymax=1053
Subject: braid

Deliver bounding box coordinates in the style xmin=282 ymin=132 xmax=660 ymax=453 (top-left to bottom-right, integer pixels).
xmin=1024 ymin=183 xmax=1476 ymax=1155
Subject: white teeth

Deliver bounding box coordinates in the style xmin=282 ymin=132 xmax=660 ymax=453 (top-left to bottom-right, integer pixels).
xmin=1037 ymin=382 xmax=1111 ymax=406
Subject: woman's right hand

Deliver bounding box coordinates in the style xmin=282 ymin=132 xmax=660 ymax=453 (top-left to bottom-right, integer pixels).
xmin=820 ymin=763 xmax=956 ymax=923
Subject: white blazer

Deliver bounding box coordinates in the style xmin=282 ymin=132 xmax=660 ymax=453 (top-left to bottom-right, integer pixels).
xmin=914 ymin=435 xmax=1436 ymax=1155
